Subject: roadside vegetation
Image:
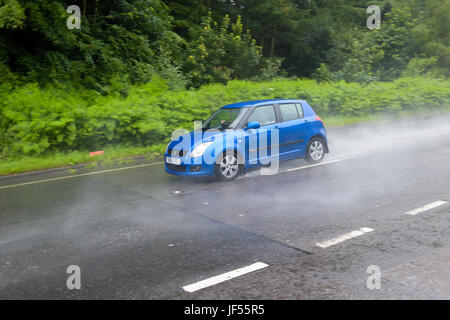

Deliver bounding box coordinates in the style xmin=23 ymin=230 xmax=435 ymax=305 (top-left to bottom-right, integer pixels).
xmin=1 ymin=76 xmax=449 ymax=176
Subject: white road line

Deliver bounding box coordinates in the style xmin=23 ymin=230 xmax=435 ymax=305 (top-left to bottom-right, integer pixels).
xmin=404 ymin=201 xmax=448 ymax=216
xmin=0 ymin=162 xmax=164 ymax=190
xmin=315 ymin=227 xmax=374 ymax=249
xmin=182 ymin=262 xmax=269 ymax=293
xmin=0 ymin=155 xmax=357 ymax=190
xmin=284 ymin=155 xmax=358 ymax=172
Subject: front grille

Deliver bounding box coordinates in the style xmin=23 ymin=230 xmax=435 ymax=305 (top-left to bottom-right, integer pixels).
xmin=189 ymin=165 xmax=201 ymax=172
xmin=167 ymin=148 xmax=188 ymax=157
xmin=167 ymin=163 xmax=186 ymax=172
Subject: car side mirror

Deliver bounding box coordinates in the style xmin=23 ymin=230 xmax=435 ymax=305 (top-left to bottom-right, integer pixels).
xmin=245 ymin=121 xmax=261 ymax=130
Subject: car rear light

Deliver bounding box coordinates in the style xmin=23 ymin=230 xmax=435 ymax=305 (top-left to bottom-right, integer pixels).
xmin=316 ymin=115 xmax=324 ymax=127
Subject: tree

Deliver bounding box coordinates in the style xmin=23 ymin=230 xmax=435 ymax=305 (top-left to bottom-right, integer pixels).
xmin=184 ymin=13 xmax=263 ymax=87
xmin=0 ymin=0 xmax=25 ymax=29
xmin=0 ymin=0 xmax=185 ymax=90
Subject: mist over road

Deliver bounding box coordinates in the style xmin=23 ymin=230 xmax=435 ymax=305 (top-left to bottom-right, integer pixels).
xmin=1 ymin=115 xmax=450 ymax=299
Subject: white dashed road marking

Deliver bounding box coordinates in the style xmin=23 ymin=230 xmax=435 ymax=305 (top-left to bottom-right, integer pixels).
xmin=315 ymin=227 xmax=374 ymax=249
xmin=182 ymin=262 xmax=269 ymax=293
xmin=404 ymin=201 xmax=448 ymax=216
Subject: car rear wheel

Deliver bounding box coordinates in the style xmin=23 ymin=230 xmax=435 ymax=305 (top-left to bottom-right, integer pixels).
xmin=215 ymin=152 xmax=242 ymax=181
xmin=305 ymin=137 xmax=325 ymax=163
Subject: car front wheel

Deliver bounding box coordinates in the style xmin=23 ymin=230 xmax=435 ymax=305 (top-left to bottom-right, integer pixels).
xmin=215 ymin=152 xmax=242 ymax=181
xmin=305 ymin=138 xmax=325 ymax=163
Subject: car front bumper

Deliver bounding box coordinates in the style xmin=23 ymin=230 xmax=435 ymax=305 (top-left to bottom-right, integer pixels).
xmin=164 ymin=155 xmax=215 ymax=177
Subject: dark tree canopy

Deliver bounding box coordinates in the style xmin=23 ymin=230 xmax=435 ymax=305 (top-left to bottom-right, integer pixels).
xmin=0 ymin=0 xmax=448 ymax=90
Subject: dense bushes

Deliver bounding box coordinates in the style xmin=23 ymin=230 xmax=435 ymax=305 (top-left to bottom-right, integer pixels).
xmin=1 ymin=76 xmax=449 ymax=157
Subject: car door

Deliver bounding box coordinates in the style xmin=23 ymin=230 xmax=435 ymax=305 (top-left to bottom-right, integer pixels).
xmin=244 ymin=104 xmax=279 ymax=166
xmin=276 ymin=103 xmax=309 ymax=160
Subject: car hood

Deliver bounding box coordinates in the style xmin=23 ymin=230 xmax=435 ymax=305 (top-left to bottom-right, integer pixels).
xmin=167 ymin=130 xmax=229 ymax=152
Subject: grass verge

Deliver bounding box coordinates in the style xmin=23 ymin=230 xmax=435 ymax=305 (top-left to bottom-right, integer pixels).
xmin=0 ymin=145 xmax=164 ymax=177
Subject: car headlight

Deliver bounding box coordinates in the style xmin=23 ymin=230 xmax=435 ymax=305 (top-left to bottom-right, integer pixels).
xmin=190 ymin=142 xmax=213 ymax=158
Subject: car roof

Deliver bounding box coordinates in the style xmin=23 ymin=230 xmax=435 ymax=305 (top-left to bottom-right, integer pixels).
xmin=221 ymin=99 xmax=306 ymax=109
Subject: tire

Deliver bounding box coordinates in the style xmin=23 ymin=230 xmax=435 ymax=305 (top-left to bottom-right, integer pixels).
xmin=305 ymin=137 xmax=326 ymax=164
xmin=215 ymin=151 xmax=243 ymax=181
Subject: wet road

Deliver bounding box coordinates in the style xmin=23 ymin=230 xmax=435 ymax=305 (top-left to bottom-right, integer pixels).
xmin=1 ymin=115 xmax=450 ymax=299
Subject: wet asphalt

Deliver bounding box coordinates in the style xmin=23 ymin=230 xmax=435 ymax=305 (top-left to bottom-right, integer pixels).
xmin=1 ymin=115 xmax=450 ymax=299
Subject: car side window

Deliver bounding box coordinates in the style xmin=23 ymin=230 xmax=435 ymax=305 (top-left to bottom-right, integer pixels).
xmin=296 ymin=103 xmax=304 ymax=118
xmin=247 ymin=105 xmax=276 ymax=126
xmin=279 ymin=103 xmax=299 ymax=121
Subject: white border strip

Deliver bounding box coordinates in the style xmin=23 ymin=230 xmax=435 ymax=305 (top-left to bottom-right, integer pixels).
xmin=315 ymin=227 xmax=374 ymax=249
xmin=183 ymin=262 xmax=268 ymax=293
xmin=404 ymin=201 xmax=447 ymax=216
xmin=0 ymin=162 xmax=164 ymax=190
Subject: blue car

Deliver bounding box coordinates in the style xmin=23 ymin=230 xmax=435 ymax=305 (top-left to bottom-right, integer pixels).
xmin=165 ymin=99 xmax=329 ymax=180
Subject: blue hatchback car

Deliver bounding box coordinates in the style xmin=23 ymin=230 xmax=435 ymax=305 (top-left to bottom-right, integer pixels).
xmin=165 ymin=99 xmax=329 ymax=180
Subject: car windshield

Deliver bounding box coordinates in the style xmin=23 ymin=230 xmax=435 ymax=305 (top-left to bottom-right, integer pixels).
xmin=202 ymin=107 xmax=247 ymax=131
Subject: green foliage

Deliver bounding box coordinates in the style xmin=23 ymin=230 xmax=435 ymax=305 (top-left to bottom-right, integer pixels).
xmin=402 ymin=57 xmax=443 ymax=77
xmin=1 ymin=77 xmax=449 ymax=157
xmin=184 ymin=13 xmax=264 ymax=87
xmin=316 ymin=28 xmax=384 ymax=83
xmin=315 ymin=0 xmax=450 ymax=82
xmin=1 ymin=0 xmax=448 ymax=89
xmin=255 ymin=57 xmax=285 ymax=81
xmin=0 ymin=0 xmax=185 ymax=89
xmin=0 ymin=0 xmax=25 ymax=29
